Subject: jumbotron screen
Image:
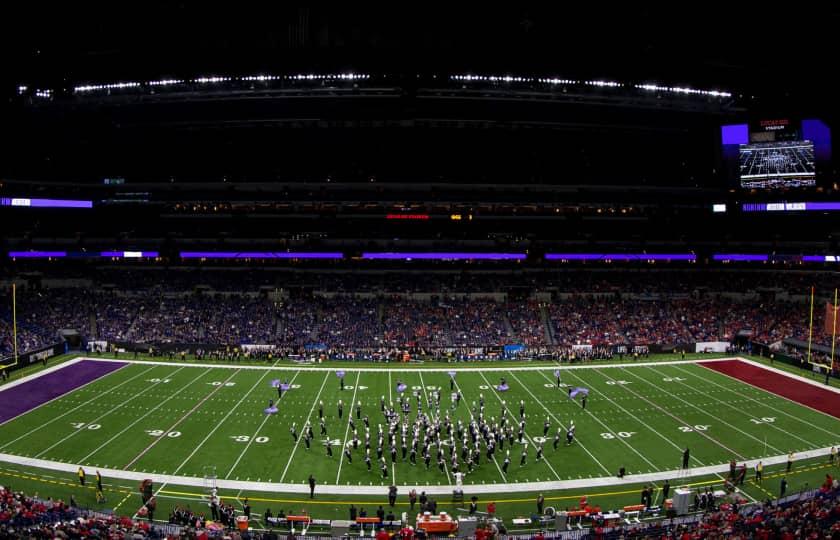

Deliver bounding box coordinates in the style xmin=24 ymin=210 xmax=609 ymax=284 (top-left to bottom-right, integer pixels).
xmin=721 ymin=119 xmax=831 ymax=190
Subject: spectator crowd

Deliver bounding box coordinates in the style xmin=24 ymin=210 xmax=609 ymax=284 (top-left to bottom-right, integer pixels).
xmin=2 ymin=270 xmax=839 ymax=358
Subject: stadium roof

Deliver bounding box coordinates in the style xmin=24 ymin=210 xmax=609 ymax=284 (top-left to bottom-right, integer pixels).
xmin=3 ymin=5 xmax=838 ymax=107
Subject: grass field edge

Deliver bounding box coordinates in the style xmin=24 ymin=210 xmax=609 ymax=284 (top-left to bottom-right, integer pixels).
xmin=0 ymin=445 xmax=833 ymax=496
xmin=74 ymin=355 xmax=744 ymax=373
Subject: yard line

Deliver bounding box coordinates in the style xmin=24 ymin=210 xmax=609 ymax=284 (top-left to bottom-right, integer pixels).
xmin=0 ymin=365 xmax=157 ymax=451
xmin=171 ymin=363 xmax=279 ymax=476
xmin=672 ymin=364 xmax=840 ymax=440
xmin=477 ymin=371 xmax=562 ymax=481
xmin=626 ymin=366 xmax=785 ymax=455
xmin=112 ymin=490 xmax=135 ymax=514
xmin=144 ymin=364 xmax=279 ymax=514
xmin=418 ymin=370 xmax=451 ymax=485
xmin=388 ymin=371 xmax=394 ymax=480
xmin=506 ymin=371 xmax=611 ymax=476
xmin=540 ymin=370 xmax=659 ymax=472
xmin=32 ymin=366 xmax=189 ymax=459
xmin=544 ymin=369 xmax=707 ymax=467
xmin=279 ymin=372 xmax=330 ymax=483
xmin=450 ymin=376 xmax=507 ymax=482
xmin=76 ymin=355 xmax=741 ymax=373
xmin=103 ymin=368 xmax=225 ymax=467
xmin=224 ymin=371 xmax=301 ymax=479
xmin=586 ymin=368 xmax=752 ymax=502
xmin=335 ymin=372 xmax=361 ymax=484
xmin=663 ymin=365 xmax=824 ymax=448
xmin=600 ymin=367 xmax=748 ymax=458
xmin=612 ymin=368 xmax=751 ymax=459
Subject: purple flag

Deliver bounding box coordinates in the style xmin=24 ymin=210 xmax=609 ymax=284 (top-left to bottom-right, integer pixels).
xmin=569 ymin=387 xmax=590 ymax=399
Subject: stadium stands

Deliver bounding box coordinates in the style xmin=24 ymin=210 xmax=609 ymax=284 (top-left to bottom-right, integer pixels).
xmin=2 ymin=270 xmax=838 ymax=359
xmin=2 ymin=482 xmax=838 ymax=539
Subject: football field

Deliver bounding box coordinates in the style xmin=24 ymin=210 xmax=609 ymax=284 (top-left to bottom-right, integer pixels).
xmin=0 ymin=356 xmax=838 ymax=497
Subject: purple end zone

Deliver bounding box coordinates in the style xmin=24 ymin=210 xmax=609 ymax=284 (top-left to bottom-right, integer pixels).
xmin=0 ymin=360 xmax=128 ymax=424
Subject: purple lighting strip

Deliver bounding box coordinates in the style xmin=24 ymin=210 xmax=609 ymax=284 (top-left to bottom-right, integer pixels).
xmin=545 ymin=253 xmax=695 ymax=261
xmin=180 ymin=251 xmax=343 ymax=259
xmin=712 ymin=254 xmax=768 ymax=262
xmin=1 ymin=198 xmax=93 ymax=208
xmin=801 ymin=255 xmax=840 ymax=263
xmin=100 ymin=251 xmax=159 ymax=258
xmin=742 ymin=202 xmax=840 ymax=212
xmin=361 ymin=252 xmax=526 ymax=260
xmin=8 ymin=251 xmax=67 ymax=258
xmin=806 ymin=202 xmax=840 ymax=211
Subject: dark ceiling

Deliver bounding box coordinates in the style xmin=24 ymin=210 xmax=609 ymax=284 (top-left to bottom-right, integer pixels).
xmin=3 ymin=5 xmax=838 ymax=102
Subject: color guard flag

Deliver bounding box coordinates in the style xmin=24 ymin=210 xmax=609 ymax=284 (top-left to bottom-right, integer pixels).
xmin=569 ymin=387 xmax=589 ymax=398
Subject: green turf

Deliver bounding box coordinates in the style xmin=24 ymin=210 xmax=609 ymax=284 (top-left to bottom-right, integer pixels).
xmin=1 ymin=356 xmax=838 ymax=493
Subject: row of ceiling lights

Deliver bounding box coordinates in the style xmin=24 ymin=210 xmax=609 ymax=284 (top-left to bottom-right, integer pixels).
xmin=20 ymin=73 xmax=730 ymax=99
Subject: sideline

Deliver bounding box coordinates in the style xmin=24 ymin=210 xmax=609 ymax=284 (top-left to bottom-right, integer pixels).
xmin=77 ymin=355 xmax=741 ymax=373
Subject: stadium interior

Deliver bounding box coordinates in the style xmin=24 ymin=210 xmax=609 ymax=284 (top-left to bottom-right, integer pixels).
xmin=1 ymin=5 xmax=839 ymax=539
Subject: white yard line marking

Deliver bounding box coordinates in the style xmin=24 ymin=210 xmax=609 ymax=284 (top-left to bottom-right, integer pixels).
xmin=625 ymin=366 xmax=784 ymax=455
xmin=418 ymin=371 xmax=450 ymax=485
xmin=126 ymin=370 xmax=239 ymax=469
xmin=112 ymin=490 xmax=135 ymax=514
xmin=451 ymin=375 xmax=507 ymax=482
xmin=0 ymin=366 xmax=156 ymax=450
xmin=77 ymin=355 xmax=743 ymax=373
xmin=279 ymin=372 xmax=330 ymax=483
xmin=735 ymin=358 xmax=840 ymax=395
xmin=0 ymin=445 xmax=829 ymax=496
xmin=665 ymin=365 xmax=825 ymax=448
xmin=0 ymin=357 xmax=87 ymax=392
xmin=683 ymin=363 xmax=840 ymax=438
xmin=142 ymin=364 xmax=281 ymax=518
xmin=553 ymin=369 xmax=706 ymax=467
xmin=0 ymin=360 xmax=134 ymax=429
xmin=32 ymin=366 xmax=189 ymax=459
xmin=550 ymin=368 xmax=748 ymax=499
xmin=594 ymin=367 xmax=747 ymax=460
xmin=224 ymin=371 xmax=300 ymax=479
xmin=114 ymin=368 xmax=226 ymax=468
xmin=542 ymin=370 xmax=659 ymax=472
xmin=477 ymin=371 xmax=562 ymax=481
xmin=388 ymin=371 xmax=395 ymax=482
xmin=335 ymin=372 xmax=361 ymax=484
xmin=507 ymin=370 xmax=611 ymax=476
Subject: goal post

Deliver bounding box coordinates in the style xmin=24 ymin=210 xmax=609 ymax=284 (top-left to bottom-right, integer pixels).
xmin=1 ymin=284 xmax=20 ymax=371
xmin=807 ymin=286 xmax=838 ymax=372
